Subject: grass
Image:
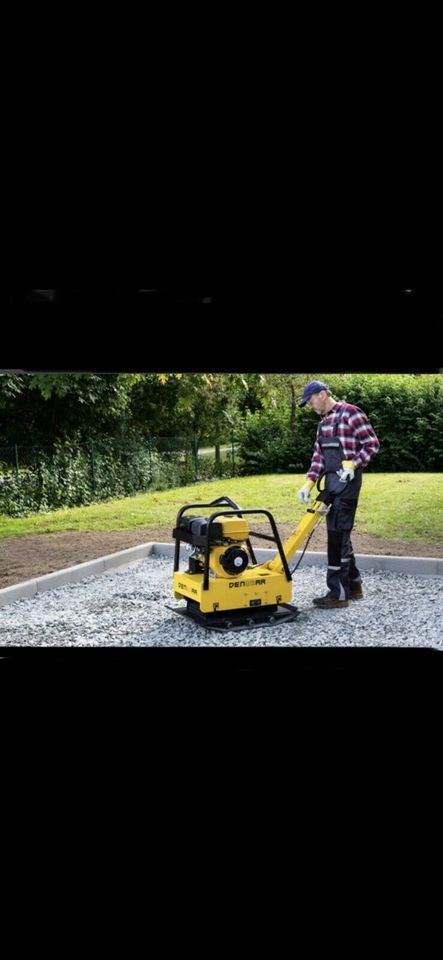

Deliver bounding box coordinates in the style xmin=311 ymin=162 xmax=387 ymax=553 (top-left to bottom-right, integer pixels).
xmin=0 ymin=474 xmax=442 ymax=544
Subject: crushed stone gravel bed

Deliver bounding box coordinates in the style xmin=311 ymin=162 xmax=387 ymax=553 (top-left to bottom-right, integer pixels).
xmin=0 ymin=555 xmax=441 ymax=649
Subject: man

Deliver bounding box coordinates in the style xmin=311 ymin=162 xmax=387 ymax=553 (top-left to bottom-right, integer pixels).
xmin=297 ymin=380 xmax=380 ymax=608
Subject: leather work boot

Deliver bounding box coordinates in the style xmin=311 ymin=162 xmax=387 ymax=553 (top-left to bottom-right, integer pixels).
xmin=312 ymin=593 xmax=349 ymax=609
xmin=349 ymin=584 xmax=364 ymax=600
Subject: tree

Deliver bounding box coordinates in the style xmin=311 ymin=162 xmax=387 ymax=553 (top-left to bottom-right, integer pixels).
xmin=259 ymin=374 xmax=314 ymax=429
xmin=174 ymin=374 xmax=263 ymax=460
xmin=0 ymin=374 xmax=145 ymax=447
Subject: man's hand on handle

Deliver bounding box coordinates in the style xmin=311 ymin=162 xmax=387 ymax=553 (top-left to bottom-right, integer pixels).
xmin=297 ymin=479 xmax=315 ymax=504
xmin=336 ymin=460 xmax=356 ymax=483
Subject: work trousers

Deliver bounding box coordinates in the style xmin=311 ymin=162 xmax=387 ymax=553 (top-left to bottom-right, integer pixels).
xmin=326 ymin=496 xmax=362 ymax=600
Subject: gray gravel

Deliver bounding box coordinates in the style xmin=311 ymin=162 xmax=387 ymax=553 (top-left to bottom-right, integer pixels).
xmin=0 ymin=555 xmax=441 ymax=649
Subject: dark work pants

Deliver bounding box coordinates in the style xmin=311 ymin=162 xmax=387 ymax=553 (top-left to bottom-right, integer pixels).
xmin=326 ymin=496 xmax=362 ymax=600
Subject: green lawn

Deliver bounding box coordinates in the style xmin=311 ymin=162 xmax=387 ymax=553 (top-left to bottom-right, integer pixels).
xmin=0 ymin=474 xmax=442 ymax=544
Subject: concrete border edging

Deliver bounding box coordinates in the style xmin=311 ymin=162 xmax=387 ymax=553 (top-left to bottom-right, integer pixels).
xmin=151 ymin=543 xmax=443 ymax=576
xmin=0 ymin=541 xmax=441 ymax=608
xmin=0 ymin=543 xmax=155 ymax=607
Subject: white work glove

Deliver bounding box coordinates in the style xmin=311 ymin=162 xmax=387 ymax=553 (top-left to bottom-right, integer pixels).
xmin=336 ymin=461 xmax=356 ymax=483
xmin=297 ymin=480 xmax=314 ymax=504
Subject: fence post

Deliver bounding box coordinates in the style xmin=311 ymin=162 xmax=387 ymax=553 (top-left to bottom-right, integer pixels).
xmin=148 ymin=434 xmax=152 ymax=482
xmin=90 ymin=439 xmax=96 ymax=492
xmin=193 ymin=432 xmax=198 ymax=480
xmin=214 ymin=441 xmax=222 ymax=477
xmin=14 ymin=444 xmax=20 ymax=475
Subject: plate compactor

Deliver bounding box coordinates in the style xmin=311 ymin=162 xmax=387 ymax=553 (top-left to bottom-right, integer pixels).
xmin=168 ymin=491 xmax=331 ymax=632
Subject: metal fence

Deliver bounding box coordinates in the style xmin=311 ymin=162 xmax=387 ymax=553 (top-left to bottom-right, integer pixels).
xmin=0 ymin=436 xmax=239 ymax=469
xmin=0 ymin=436 xmax=241 ymax=516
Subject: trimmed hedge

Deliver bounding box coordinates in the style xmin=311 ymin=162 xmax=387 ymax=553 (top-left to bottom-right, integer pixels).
xmin=238 ymin=375 xmax=443 ymax=474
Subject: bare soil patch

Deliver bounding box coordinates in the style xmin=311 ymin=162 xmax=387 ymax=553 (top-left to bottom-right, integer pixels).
xmin=1 ymin=524 xmax=441 ymax=589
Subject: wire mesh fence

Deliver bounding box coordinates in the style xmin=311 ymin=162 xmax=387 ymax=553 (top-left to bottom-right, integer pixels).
xmin=0 ymin=436 xmax=241 ymax=517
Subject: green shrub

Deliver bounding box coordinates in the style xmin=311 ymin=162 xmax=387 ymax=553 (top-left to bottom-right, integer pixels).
xmin=237 ymin=375 xmax=443 ymax=474
xmin=0 ymin=436 xmax=239 ymax=517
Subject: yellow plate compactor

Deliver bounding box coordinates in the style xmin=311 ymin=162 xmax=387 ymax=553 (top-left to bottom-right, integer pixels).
xmin=168 ymin=492 xmax=331 ymax=632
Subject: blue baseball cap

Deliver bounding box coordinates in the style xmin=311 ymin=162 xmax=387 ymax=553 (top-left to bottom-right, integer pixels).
xmin=299 ymin=380 xmax=329 ymax=407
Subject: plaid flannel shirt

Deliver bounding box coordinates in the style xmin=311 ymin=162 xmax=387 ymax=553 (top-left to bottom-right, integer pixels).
xmin=306 ymin=402 xmax=380 ymax=483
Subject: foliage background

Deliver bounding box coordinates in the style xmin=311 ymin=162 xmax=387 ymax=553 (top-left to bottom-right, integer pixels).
xmin=1 ymin=373 xmax=441 ymax=516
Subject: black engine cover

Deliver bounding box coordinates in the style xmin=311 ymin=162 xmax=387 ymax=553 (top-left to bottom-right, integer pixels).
xmin=173 ymin=515 xmax=224 ymax=546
